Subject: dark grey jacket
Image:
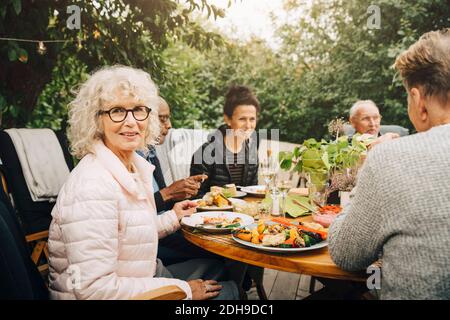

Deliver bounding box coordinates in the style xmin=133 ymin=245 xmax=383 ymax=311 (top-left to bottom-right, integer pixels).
xmin=190 ymin=125 xmax=259 ymax=197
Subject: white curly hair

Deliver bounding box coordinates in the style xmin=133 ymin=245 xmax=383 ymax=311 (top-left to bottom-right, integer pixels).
xmin=67 ymin=65 xmax=160 ymax=159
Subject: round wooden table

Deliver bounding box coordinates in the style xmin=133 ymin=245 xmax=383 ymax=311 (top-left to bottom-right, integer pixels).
xmin=182 ymin=197 xmax=367 ymax=282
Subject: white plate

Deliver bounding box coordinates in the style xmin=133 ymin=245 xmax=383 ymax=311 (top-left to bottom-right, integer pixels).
xmin=231 ymin=222 xmax=328 ymax=252
xmin=194 ymin=197 xmax=246 ymax=211
xmin=182 ymin=211 xmax=254 ymax=233
xmin=232 ymin=190 xmax=247 ymax=198
xmin=240 ymin=185 xmax=267 ymax=198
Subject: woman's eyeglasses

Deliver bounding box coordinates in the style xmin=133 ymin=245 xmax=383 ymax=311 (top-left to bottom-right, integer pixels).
xmin=98 ymin=106 xmax=151 ymax=123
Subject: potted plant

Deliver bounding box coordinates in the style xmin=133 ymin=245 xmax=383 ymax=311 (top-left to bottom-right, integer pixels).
xmin=279 ymin=119 xmax=373 ymax=206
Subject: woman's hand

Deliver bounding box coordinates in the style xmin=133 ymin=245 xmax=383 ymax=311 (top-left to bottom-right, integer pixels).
xmin=188 ymin=279 xmax=222 ymax=300
xmin=173 ymin=200 xmax=198 ymax=220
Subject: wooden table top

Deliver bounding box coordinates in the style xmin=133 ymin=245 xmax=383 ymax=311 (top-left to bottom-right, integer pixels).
xmin=182 ymin=196 xmax=367 ymax=282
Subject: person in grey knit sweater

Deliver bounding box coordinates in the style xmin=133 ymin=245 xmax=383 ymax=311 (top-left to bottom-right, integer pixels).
xmin=328 ymin=28 xmax=450 ymax=300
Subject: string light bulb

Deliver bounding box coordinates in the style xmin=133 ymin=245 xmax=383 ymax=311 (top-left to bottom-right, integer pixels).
xmin=37 ymin=41 xmax=47 ymax=55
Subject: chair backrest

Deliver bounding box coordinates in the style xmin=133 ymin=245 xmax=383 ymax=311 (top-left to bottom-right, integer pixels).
xmin=343 ymin=124 xmax=409 ymax=137
xmin=155 ymin=128 xmax=211 ymax=184
xmin=1 ymin=159 xmax=7 ymax=194
xmin=379 ymin=125 xmax=410 ymax=136
xmin=155 ymin=128 xmax=303 ymax=187
xmin=0 ymin=129 xmax=74 ymax=234
xmin=0 ymin=186 xmax=48 ymax=300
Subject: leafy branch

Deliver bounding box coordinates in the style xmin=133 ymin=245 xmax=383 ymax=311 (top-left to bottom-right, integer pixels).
xmin=279 ymin=133 xmax=374 ymax=189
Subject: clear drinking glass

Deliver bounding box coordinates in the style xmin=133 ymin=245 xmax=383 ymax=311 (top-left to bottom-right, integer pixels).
xmin=259 ymin=159 xmax=276 ymax=195
xmin=307 ymin=182 xmax=329 ymax=207
xmin=277 ymin=180 xmax=292 ymax=219
xmin=257 ymin=201 xmax=271 ymax=221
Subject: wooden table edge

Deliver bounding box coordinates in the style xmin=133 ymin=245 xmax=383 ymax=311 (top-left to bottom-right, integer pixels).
xmin=182 ymin=228 xmax=367 ymax=282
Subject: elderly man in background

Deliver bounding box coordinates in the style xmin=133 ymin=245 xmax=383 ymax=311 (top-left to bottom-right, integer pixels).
xmin=140 ymin=97 xmax=207 ymax=213
xmin=136 ymin=97 xmax=216 ymax=266
xmin=349 ymin=100 xmax=399 ymax=147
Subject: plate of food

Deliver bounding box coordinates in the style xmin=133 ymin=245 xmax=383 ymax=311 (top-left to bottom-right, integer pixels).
xmin=312 ymin=204 xmax=342 ymax=227
xmin=195 ymin=186 xmax=246 ymax=211
xmin=231 ymin=190 xmax=247 ymax=198
xmin=181 ymin=211 xmax=255 ymax=233
xmin=240 ymin=185 xmax=266 ymax=198
xmin=212 ymin=184 xmax=247 ymax=198
xmin=194 ymin=197 xmax=246 ymax=211
xmin=232 ymin=218 xmax=328 ymax=252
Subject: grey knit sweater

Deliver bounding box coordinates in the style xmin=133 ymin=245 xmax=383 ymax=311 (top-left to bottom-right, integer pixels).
xmin=329 ymin=123 xmax=450 ymax=300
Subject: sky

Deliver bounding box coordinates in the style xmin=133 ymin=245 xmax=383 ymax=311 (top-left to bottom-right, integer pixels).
xmin=206 ymin=0 xmax=286 ymax=44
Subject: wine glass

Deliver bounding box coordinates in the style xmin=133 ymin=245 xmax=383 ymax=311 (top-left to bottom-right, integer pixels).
xmin=277 ymin=179 xmax=292 ymax=219
xmin=259 ymin=159 xmax=276 ymax=195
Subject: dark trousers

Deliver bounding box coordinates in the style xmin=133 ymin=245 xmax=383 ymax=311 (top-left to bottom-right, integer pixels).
xmin=158 ymin=230 xmax=257 ymax=291
xmin=155 ymin=258 xmax=239 ymax=300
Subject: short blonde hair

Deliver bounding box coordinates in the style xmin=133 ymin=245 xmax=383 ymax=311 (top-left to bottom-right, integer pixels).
xmin=67 ymin=65 xmax=160 ymax=159
xmin=394 ymin=28 xmax=450 ymax=104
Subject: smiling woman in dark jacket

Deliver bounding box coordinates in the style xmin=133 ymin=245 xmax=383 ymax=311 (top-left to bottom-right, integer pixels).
xmin=190 ymin=85 xmax=259 ymax=197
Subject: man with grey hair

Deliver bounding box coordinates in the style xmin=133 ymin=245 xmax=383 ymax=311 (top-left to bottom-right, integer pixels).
xmin=140 ymin=97 xmax=207 ymax=214
xmin=349 ymin=100 xmax=399 ymax=147
xmin=137 ymin=97 xmax=215 ymax=267
xmin=349 ymin=100 xmax=382 ymax=136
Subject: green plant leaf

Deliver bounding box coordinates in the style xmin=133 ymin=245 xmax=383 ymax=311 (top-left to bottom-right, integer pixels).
xmin=11 ymin=0 xmax=21 ymax=15
xmin=8 ymin=48 xmax=17 ymax=61
xmin=303 ymin=138 xmax=319 ymax=148
xmin=17 ymin=48 xmax=28 ymax=63
xmin=0 ymin=95 xmax=7 ymax=110
xmin=0 ymin=6 xmax=6 ymax=19
xmin=278 ymin=151 xmax=293 ymax=162
xmin=280 ymin=158 xmax=292 ymax=170
xmin=321 ymin=151 xmax=330 ymax=169
xmin=293 ymin=161 xmax=303 ymax=173
xmin=337 ymin=137 xmax=349 ymax=149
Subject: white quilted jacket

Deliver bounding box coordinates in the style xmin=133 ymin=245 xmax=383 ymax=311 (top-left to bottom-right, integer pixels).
xmin=47 ymin=141 xmax=192 ymax=299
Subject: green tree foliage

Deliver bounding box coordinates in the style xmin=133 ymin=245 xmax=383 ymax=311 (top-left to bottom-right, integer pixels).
xmin=274 ymin=0 xmax=450 ymax=141
xmin=162 ymin=38 xmax=297 ymax=134
xmin=162 ymin=0 xmax=450 ymax=143
xmin=1 ymin=0 xmax=448 ymax=144
xmin=0 ymin=0 xmax=225 ymax=128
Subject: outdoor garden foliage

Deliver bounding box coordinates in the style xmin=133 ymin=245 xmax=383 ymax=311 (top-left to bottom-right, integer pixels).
xmin=1 ymin=0 xmax=449 ymax=143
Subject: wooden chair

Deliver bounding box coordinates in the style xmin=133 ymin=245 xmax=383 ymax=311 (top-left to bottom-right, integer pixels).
xmin=0 ymin=190 xmax=186 ymax=300
xmin=0 ymin=129 xmax=74 ymax=276
xmin=1 ymin=168 xmax=8 ymax=195
xmin=1 ymin=154 xmax=50 ymax=275
xmin=131 ymin=285 xmax=186 ymax=300
xmin=25 ymin=230 xmax=49 ymax=275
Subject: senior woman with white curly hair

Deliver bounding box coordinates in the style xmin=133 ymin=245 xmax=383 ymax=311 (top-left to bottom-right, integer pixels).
xmin=47 ymin=65 xmax=239 ymax=300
